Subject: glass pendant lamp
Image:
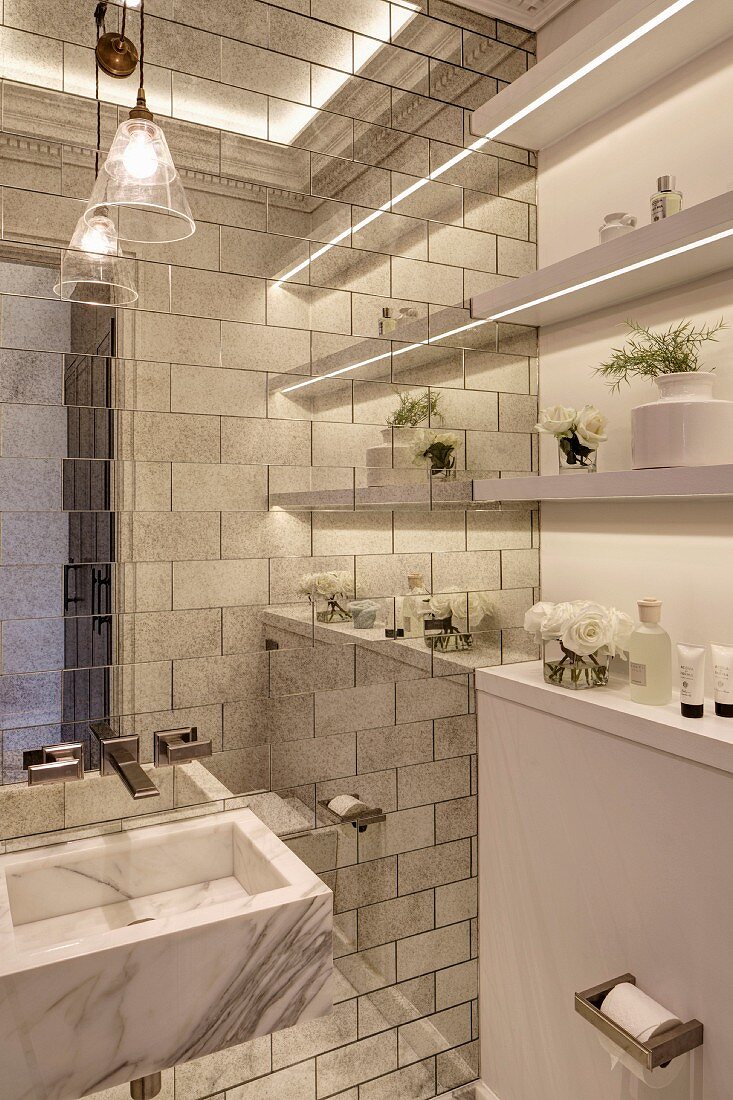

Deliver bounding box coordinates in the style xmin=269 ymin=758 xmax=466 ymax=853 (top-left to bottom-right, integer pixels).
xmin=84 ymin=88 xmax=195 ymax=244
xmin=54 ymin=212 xmax=138 ymax=305
xmin=86 ymin=0 xmax=195 ymax=246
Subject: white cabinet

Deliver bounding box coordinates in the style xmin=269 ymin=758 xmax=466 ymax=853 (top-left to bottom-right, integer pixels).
xmin=476 ymin=670 xmax=732 ymax=1100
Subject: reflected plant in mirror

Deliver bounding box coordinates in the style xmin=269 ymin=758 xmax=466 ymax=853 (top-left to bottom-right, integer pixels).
xmin=386 ymin=387 xmax=443 ymax=428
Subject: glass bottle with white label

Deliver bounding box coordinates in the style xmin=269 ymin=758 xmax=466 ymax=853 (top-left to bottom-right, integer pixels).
xmin=628 ymin=597 xmax=672 ymax=705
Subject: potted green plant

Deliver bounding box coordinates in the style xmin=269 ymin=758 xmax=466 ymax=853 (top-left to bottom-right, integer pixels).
xmin=595 ymin=318 xmax=732 ymax=469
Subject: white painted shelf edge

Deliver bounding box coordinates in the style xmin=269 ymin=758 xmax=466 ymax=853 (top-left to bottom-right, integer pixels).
xmin=470 ymin=190 xmax=733 ymax=327
xmin=476 ymin=661 xmax=733 ymax=776
xmin=470 ymin=0 xmax=733 ymax=150
xmin=473 ymin=464 xmax=733 ymax=502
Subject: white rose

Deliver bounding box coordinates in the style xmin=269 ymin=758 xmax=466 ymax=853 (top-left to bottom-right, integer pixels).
xmin=575 ymin=404 xmax=608 ymax=449
xmin=469 ymin=592 xmax=494 ymax=626
xmin=605 ymin=607 xmax=634 ymax=657
xmin=536 ymin=405 xmax=577 ymax=436
xmin=540 ymin=601 xmax=578 ymax=640
xmin=523 ymin=601 xmax=556 ymax=639
xmin=561 ymin=608 xmax=611 ymax=657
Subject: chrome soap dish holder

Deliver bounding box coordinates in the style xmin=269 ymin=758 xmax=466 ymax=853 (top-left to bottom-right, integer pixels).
xmin=317 ymin=796 xmax=386 ymax=832
xmin=575 ymin=973 xmax=703 ymax=1071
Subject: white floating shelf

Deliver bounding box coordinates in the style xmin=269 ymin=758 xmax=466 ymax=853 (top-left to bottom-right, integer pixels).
xmin=476 ymin=662 xmax=733 ymax=777
xmin=471 ymin=190 xmax=733 ymax=327
xmin=470 ymin=0 xmax=733 ymax=150
xmin=269 ymin=479 xmax=477 ymax=511
xmin=474 ymin=464 xmax=733 ymax=503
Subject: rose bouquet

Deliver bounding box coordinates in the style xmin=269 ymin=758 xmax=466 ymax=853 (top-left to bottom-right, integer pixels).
xmin=524 ymin=599 xmax=633 ymax=689
xmin=298 ymin=571 xmax=354 ymax=623
xmin=412 ymin=429 xmax=462 ymax=479
xmin=535 ymin=404 xmax=607 ymax=473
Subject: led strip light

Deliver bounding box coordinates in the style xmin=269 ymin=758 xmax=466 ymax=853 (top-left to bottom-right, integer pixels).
xmin=281 ymin=225 xmax=733 ymax=394
xmin=276 ymin=0 xmax=698 ymax=393
xmin=275 ymin=0 xmax=696 ymax=288
xmin=488 ymin=227 xmax=733 ymax=320
xmin=274 ymin=1 xmax=421 ymax=145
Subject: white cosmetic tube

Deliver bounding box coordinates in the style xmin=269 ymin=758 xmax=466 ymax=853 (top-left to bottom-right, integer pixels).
xmin=711 ymin=644 xmax=733 ymax=718
xmin=677 ymin=644 xmax=705 ymax=719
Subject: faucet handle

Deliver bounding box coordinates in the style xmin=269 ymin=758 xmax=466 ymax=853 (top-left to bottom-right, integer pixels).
xmin=25 ymin=743 xmax=84 ymax=786
xmin=154 ymin=727 xmax=212 ymax=767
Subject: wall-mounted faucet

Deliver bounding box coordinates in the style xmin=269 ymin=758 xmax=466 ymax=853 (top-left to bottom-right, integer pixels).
xmin=90 ymin=722 xmax=160 ymax=800
xmin=154 ymin=726 xmax=212 ymax=767
xmin=24 ymin=743 xmax=84 ymax=786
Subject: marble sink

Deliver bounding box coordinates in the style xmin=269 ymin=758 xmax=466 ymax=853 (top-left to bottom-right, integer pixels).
xmin=0 ymin=808 xmax=333 ymax=1100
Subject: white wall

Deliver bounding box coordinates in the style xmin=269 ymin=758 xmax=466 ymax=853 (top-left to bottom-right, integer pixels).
xmin=537 ymin=4 xmax=733 ymax=678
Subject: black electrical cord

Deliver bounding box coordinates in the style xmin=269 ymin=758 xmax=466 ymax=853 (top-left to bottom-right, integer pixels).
xmin=93 ymin=2 xmax=107 ymax=175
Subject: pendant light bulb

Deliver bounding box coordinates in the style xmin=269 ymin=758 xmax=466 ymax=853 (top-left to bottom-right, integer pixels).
xmin=80 ymin=214 xmax=117 ymax=255
xmin=121 ymin=123 xmax=159 ymax=180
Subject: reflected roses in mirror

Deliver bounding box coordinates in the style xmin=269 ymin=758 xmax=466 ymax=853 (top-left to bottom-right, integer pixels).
xmin=525 ymin=599 xmax=633 ymax=689
xmin=535 ymin=404 xmax=608 ymax=473
xmin=298 ymin=571 xmax=354 ymax=622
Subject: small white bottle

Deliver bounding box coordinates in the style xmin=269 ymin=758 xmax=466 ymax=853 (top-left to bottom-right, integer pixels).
xmin=651 ymin=175 xmax=683 ymax=222
xmin=403 ymin=572 xmax=432 ymax=638
xmin=628 ymin=597 xmax=673 ymax=706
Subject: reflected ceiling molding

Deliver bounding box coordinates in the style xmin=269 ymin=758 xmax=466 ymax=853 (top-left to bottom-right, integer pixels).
xmin=274 ymin=0 xmax=696 ymax=289
xmin=279 ymin=317 xmax=492 ymax=394
xmin=274 ymin=0 xmax=421 ymax=147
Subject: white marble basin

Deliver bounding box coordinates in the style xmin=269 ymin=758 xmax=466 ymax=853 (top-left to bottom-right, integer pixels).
xmin=0 ymin=809 xmax=333 ymax=1100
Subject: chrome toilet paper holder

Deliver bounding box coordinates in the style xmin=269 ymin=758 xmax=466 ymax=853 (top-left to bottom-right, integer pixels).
xmin=575 ymin=973 xmax=703 ymax=1071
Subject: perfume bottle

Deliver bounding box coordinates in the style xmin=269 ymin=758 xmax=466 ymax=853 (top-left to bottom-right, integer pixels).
xmin=402 ymin=573 xmax=432 ymax=639
xmin=651 ymin=175 xmax=683 ymax=222
xmin=628 ymin=597 xmax=672 ymax=706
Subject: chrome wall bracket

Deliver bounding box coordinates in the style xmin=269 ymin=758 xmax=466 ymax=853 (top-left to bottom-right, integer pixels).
xmin=154 ymin=727 xmax=213 ymax=767
xmin=317 ymin=796 xmax=386 ymax=832
xmin=575 ymin=973 xmax=703 ymax=1071
xmin=25 ymin=743 xmax=84 ymax=786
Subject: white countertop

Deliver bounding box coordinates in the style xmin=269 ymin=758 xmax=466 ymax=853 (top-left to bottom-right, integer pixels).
xmin=475 ymin=661 xmax=733 ymax=776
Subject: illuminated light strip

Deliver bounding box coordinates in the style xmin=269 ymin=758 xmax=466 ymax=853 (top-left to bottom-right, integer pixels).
xmin=274 ymin=0 xmax=695 ymax=287
xmin=280 ymin=317 xmax=493 ymax=394
xmin=279 ymin=225 xmax=733 ymax=394
xmin=487 ymin=227 xmax=733 ymax=321
xmin=274 ymin=0 xmax=421 ymax=146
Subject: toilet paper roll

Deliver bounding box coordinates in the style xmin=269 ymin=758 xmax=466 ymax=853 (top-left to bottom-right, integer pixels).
xmin=328 ymin=794 xmax=369 ymax=819
xmin=602 ymin=982 xmax=681 ymax=1044
xmin=598 ymin=1034 xmax=687 ymax=1090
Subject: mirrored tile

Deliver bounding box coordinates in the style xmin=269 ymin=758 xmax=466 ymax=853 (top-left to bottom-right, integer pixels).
xmin=221 ymin=132 xmax=311 ymax=193
xmin=312 ymin=67 xmax=392 ymax=127
xmin=269 ymin=101 xmax=354 ymax=161
xmin=268 ymin=190 xmax=352 ymax=246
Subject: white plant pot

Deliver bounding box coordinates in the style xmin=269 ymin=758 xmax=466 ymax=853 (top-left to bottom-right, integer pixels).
xmin=631 ymin=371 xmax=733 ymax=469
xmin=366 ymin=429 xmax=413 ymax=486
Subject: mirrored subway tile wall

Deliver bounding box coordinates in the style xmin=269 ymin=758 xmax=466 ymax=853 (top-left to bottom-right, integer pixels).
xmin=0 ymin=1 xmax=537 ymax=1097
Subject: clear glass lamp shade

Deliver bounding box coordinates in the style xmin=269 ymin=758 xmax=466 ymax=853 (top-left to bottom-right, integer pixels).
xmin=84 ymin=118 xmax=195 ymax=244
xmin=53 ymin=214 xmax=138 ymax=306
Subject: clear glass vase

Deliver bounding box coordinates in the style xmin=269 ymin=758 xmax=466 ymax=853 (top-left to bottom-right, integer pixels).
xmin=314 ymin=596 xmax=351 ymax=623
xmin=558 ymin=434 xmax=598 ymax=473
xmin=542 ymin=640 xmax=611 ymax=689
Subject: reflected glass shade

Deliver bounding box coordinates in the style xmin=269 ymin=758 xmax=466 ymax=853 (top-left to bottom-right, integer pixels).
xmin=85 ymin=117 xmax=195 ymax=244
xmin=54 ymin=214 xmax=138 ymax=306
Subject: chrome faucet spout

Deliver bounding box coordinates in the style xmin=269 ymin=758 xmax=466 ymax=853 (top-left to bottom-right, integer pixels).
xmin=90 ymin=722 xmax=160 ymax=800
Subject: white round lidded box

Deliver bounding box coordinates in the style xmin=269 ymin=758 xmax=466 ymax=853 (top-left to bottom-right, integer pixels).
xmin=632 ymin=372 xmax=733 ymax=469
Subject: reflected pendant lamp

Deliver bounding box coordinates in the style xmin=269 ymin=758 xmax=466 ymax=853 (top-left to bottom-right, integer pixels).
xmin=54 ymin=212 xmax=138 ymax=306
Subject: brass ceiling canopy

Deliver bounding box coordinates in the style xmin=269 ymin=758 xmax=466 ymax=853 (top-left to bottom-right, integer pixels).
xmin=95 ymin=29 xmax=139 ymax=78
